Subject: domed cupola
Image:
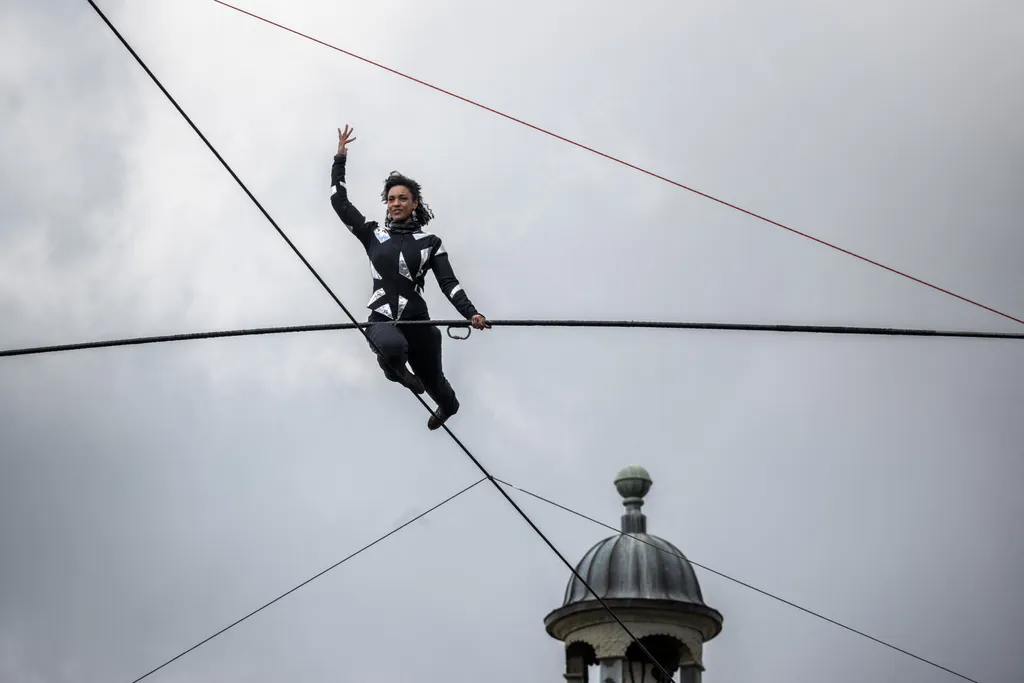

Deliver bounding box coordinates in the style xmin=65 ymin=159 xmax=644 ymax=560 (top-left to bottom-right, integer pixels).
xmin=543 ymin=465 xmax=723 ymax=682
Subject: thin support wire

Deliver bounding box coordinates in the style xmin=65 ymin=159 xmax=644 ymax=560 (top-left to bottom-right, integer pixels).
xmin=211 ymin=0 xmax=1024 ymax=327
xmin=128 ymin=477 xmax=487 ymax=683
xmin=496 ymin=478 xmax=981 ymax=683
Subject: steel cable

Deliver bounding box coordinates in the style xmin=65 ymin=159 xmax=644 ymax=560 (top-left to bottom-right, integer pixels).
xmin=3 ymin=317 xmax=1021 ymax=359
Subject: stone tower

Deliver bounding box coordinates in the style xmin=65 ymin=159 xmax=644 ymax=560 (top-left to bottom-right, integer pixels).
xmin=543 ymin=465 xmax=723 ymax=682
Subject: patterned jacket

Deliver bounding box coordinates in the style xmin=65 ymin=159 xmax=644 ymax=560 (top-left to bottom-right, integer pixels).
xmin=330 ymin=154 xmax=480 ymax=321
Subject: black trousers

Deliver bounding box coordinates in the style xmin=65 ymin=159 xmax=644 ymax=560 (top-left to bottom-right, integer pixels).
xmin=365 ymin=312 xmax=459 ymax=416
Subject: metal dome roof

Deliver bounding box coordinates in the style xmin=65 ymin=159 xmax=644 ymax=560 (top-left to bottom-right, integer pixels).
xmin=561 ymin=531 xmax=705 ymax=606
xmin=545 ymin=466 xmax=724 ymax=665
xmin=560 ymin=465 xmax=708 ymax=608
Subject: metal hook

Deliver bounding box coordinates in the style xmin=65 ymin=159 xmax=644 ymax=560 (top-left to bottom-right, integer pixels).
xmin=447 ymin=325 xmax=471 ymax=341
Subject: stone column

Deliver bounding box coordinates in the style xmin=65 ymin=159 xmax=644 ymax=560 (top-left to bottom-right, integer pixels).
xmin=598 ymin=657 xmax=627 ymax=683
xmin=679 ymin=666 xmax=701 ymax=683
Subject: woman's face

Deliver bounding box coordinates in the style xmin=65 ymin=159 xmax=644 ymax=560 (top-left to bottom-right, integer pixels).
xmin=387 ymin=185 xmax=419 ymax=222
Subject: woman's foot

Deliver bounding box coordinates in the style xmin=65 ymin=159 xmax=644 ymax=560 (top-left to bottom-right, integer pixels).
xmin=377 ymin=355 xmax=424 ymax=394
xmin=427 ymin=407 xmax=449 ymax=430
xmin=397 ymin=367 xmax=425 ymax=395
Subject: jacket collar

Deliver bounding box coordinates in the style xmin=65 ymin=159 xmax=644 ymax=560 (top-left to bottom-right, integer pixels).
xmin=387 ymin=219 xmax=419 ymax=234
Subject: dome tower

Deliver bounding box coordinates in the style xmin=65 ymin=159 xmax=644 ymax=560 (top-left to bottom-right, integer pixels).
xmin=543 ymin=465 xmax=723 ymax=682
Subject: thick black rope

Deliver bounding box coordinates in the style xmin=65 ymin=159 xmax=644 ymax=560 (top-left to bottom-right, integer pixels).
xmin=496 ymin=479 xmax=981 ymax=683
xmin=84 ymin=2 xmax=675 ymax=680
xmin=3 ymin=318 xmax=1021 ymax=359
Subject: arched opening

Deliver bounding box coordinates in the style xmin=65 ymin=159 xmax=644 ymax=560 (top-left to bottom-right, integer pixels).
xmin=623 ymin=635 xmax=684 ymax=682
xmin=565 ymin=640 xmax=597 ymax=682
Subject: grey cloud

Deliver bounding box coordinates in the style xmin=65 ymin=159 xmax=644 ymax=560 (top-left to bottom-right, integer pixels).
xmin=1 ymin=1 xmax=1022 ymax=683
xmin=0 ymin=0 xmax=141 ymax=260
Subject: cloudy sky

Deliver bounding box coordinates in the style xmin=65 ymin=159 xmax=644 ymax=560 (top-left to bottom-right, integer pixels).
xmin=2 ymin=0 xmax=1022 ymax=681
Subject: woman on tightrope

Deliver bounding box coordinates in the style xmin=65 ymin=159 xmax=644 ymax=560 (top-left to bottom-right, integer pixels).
xmin=330 ymin=124 xmax=490 ymax=431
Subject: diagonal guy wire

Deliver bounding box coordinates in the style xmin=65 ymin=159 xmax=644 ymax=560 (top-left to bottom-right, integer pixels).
xmin=128 ymin=477 xmax=487 ymax=683
xmin=84 ymin=1 xmax=676 ymax=679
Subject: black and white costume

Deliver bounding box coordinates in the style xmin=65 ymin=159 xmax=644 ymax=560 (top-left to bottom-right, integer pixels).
xmin=330 ymin=154 xmax=481 ymax=417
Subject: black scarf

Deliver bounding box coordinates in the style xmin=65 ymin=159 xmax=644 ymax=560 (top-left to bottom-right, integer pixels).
xmin=387 ymin=218 xmax=419 ymax=234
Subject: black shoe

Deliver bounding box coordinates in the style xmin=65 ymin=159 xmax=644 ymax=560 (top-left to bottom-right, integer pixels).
xmin=397 ymin=367 xmax=425 ymax=395
xmin=427 ymin=407 xmax=448 ymax=430
xmin=377 ymin=356 xmax=424 ymax=395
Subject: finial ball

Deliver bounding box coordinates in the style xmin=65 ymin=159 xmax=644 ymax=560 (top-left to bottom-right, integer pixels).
xmin=614 ymin=464 xmax=652 ymax=500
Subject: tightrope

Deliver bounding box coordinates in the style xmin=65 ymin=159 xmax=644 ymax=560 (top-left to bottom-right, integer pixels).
xmin=3 ymin=318 xmax=1022 ymax=359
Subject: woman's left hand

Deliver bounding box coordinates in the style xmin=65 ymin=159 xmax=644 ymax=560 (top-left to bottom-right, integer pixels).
xmin=471 ymin=314 xmax=491 ymax=330
xmin=337 ymin=125 xmax=357 ymax=156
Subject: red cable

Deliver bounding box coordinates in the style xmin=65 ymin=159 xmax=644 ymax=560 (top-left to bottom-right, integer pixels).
xmin=212 ymin=0 xmax=1023 ymax=327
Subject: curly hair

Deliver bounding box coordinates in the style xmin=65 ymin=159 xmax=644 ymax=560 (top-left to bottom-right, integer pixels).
xmin=381 ymin=171 xmax=434 ymax=226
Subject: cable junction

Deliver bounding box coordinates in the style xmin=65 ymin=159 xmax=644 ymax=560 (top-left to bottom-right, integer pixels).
xmin=3 ymin=317 xmax=1022 ymax=359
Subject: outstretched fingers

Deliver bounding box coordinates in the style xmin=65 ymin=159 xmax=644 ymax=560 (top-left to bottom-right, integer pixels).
xmin=337 ymin=125 xmax=357 ymax=155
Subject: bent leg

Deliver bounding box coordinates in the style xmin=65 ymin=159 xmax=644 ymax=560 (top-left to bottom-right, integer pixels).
xmin=365 ymin=317 xmax=408 ymax=382
xmin=406 ymin=324 xmax=459 ymax=417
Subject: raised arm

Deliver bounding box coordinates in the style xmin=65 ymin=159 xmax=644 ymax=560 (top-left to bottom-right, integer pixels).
xmin=430 ymin=238 xmax=487 ymax=326
xmin=330 ymin=126 xmax=373 ymax=242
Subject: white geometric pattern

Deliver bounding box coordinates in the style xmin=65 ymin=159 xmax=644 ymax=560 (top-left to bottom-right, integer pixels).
xmin=397 ymin=295 xmax=408 ymax=319
xmin=448 ymin=284 xmax=463 ymax=298
xmin=416 ymin=247 xmax=432 ymax=278
xmin=374 ymin=302 xmax=393 ymax=319
xmin=413 ymin=230 xmax=433 ymax=240
xmin=398 ymin=252 xmax=413 ymax=281
xmin=370 ymin=261 xmax=381 ymax=281
xmin=367 ymin=288 xmax=385 ymax=307
xmin=435 ymin=242 xmax=447 ymax=256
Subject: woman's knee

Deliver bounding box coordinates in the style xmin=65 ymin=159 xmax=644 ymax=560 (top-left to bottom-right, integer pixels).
xmin=367 ymin=327 xmax=406 ymax=360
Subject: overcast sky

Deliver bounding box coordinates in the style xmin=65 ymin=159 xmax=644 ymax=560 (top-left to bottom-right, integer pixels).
xmin=2 ymin=1 xmax=1022 ymax=682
